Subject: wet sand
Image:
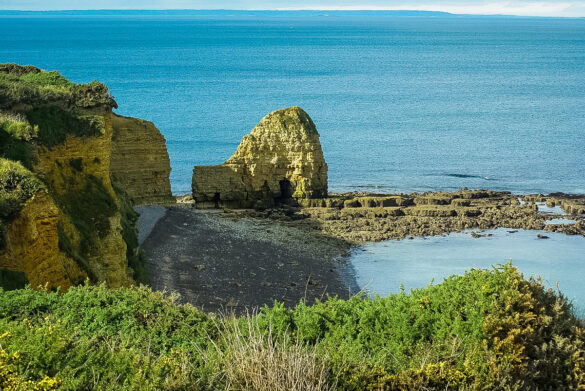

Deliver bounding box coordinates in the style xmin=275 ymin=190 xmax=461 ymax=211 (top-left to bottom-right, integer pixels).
xmin=139 ymin=206 xmax=357 ymax=314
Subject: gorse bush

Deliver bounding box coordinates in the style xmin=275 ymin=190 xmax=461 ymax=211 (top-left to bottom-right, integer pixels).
xmin=0 ymin=63 xmax=117 ymax=110
xmin=0 ymin=284 xmax=216 ymax=390
xmin=0 ymin=332 xmax=60 ymax=390
xmin=0 ymin=265 xmax=583 ymax=390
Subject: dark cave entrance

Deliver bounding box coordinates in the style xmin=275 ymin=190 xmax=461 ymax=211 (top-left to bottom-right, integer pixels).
xmin=279 ymin=179 xmax=293 ymax=199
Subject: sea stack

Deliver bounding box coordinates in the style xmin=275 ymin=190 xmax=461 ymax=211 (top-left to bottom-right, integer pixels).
xmin=192 ymin=106 xmax=328 ymax=208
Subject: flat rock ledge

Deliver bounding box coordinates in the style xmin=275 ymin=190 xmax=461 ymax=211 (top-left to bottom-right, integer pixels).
xmin=230 ymin=190 xmax=585 ymax=243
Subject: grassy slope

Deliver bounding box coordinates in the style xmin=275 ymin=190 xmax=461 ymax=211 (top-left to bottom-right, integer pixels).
xmin=0 ymin=265 xmax=583 ymax=390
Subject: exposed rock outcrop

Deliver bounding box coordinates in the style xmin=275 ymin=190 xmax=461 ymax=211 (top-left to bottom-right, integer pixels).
xmin=110 ymin=114 xmax=173 ymax=205
xmin=0 ymin=64 xmax=173 ymax=290
xmin=292 ymin=190 xmax=585 ymax=243
xmin=192 ymin=107 xmax=327 ymax=208
xmin=33 ymin=114 xmax=133 ymax=287
xmin=0 ymin=193 xmax=86 ymax=290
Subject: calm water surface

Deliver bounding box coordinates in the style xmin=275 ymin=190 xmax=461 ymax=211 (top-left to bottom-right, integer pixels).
xmin=350 ymin=228 xmax=585 ymax=314
xmin=1 ymin=12 xmax=584 ymax=194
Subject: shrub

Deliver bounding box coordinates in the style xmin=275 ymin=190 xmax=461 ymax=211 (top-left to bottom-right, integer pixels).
xmin=0 ymin=159 xmax=45 ymax=221
xmin=0 ymin=266 xmax=582 ymax=390
xmin=0 ymin=284 xmax=216 ymax=390
xmin=258 ymin=264 xmax=585 ymax=390
xmin=0 ymin=63 xmax=117 ymax=110
xmin=0 ymin=159 xmax=45 ymax=250
xmin=26 ymin=106 xmax=104 ymax=148
xmin=0 ymin=113 xmax=37 ymax=169
xmin=0 ymin=331 xmax=60 ymax=390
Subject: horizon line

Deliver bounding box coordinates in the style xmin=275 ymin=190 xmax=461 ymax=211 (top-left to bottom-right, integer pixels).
xmin=0 ymin=8 xmax=584 ymax=18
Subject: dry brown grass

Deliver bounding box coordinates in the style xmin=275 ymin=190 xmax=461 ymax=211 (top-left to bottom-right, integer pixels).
xmin=201 ymin=314 xmax=334 ymax=391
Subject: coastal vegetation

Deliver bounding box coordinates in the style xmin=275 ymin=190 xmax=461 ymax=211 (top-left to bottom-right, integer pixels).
xmin=0 ymin=264 xmax=583 ymax=390
xmin=0 ymin=159 xmax=45 ymax=250
xmin=0 ymin=63 xmax=117 ymax=111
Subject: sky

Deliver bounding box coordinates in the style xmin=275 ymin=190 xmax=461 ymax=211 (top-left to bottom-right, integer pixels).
xmin=1 ymin=0 xmax=585 ymax=17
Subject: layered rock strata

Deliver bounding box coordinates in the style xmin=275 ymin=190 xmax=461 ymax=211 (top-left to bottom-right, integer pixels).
xmin=192 ymin=107 xmax=327 ymax=208
xmin=33 ymin=114 xmax=133 ymax=287
xmin=0 ymin=64 xmax=173 ymax=290
xmin=0 ymin=193 xmax=86 ymax=290
xmin=241 ymin=190 xmax=585 ymax=243
xmin=110 ymin=114 xmax=173 ymax=205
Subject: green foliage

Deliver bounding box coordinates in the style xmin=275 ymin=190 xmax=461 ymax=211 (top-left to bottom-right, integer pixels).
xmin=1 ymin=330 xmax=61 ymax=390
xmin=52 ymin=175 xmax=117 ymax=281
xmin=0 ymin=63 xmax=43 ymax=76
xmin=0 ymin=159 xmax=45 ymax=251
xmin=0 ymin=159 xmax=45 ymax=221
xmin=0 ymin=113 xmax=37 ymax=169
xmin=257 ymin=264 xmax=585 ymax=390
xmin=26 ymin=106 xmax=104 ymax=148
xmin=19 ymin=71 xmax=73 ymax=88
xmin=0 ymin=284 xmax=216 ymax=390
xmin=0 ymin=266 xmax=583 ymax=390
xmin=0 ymin=63 xmax=117 ymax=110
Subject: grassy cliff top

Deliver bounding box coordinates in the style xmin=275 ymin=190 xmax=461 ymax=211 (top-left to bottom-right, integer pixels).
xmin=0 ymin=63 xmax=117 ymax=112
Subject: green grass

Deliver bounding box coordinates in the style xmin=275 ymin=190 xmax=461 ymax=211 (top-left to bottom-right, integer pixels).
xmin=0 ymin=113 xmax=37 ymax=169
xmin=0 ymin=63 xmax=117 ymax=111
xmin=0 ymin=159 xmax=46 ymax=221
xmin=0 ymin=265 xmax=582 ymax=390
xmin=26 ymin=106 xmax=104 ymax=148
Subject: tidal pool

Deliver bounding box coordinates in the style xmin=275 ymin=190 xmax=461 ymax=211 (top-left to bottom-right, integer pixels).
xmin=350 ymin=229 xmax=585 ymax=315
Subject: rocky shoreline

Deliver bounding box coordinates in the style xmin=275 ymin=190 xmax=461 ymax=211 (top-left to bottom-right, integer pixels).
xmin=247 ymin=190 xmax=585 ymax=243
xmin=138 ymin=189 xmax=585 ymax=313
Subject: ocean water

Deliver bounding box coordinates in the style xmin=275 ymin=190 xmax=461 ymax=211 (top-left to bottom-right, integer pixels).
xmin=1 ymin=11 xmax=584 ymax=195
xmin=350 ymin=229 xmax=585 ymax=315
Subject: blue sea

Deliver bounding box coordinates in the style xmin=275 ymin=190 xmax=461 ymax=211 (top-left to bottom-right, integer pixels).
xmin=2 ymin=11 xmax=585 ymax=307
xmin=1 ymin=11 xmax=584 ymax=195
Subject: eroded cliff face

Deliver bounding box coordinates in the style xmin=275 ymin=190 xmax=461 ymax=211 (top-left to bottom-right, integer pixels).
xmin=192 ymin=107 xmax=327 ymax=208
xmin=0 ymin=64 xmax=174 ymax=290
xmin=33 ymin=114 xmax=133 ymax=287
xmin=0 ymin=193 xmax=86 ymax=290
xmin=110 ymin=114 xmax=173 ymax=205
